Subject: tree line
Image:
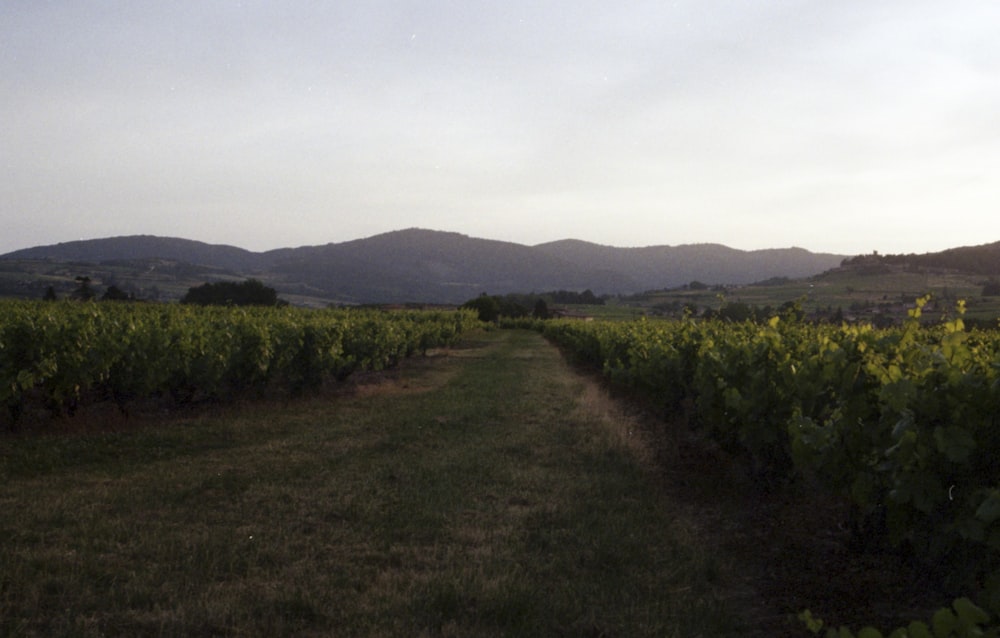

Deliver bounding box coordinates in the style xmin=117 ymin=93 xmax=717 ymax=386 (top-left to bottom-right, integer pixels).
xmin=460 ymin=290 xmax=604 ymax=322
xmin=45 ymin=277 xmax=285 ymax=307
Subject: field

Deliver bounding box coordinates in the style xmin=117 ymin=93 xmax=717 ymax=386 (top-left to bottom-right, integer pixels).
xmin=4 ymin=300 xmax=1000 ymax=636
xmin=614 ymin=265 xmax=1000 ymax=325
xmin=522 ymin=308 xmax=1000 ymax=637
xmin=3 ymin=330 xmax=751 ymax=637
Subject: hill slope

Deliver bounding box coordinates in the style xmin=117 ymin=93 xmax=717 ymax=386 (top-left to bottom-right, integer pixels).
xmin=534 ymin=240 xmax=844 ymax=289
xmin=845 ymin=241 xmax=1000 ymax=275
xmin=2 ymin=228 xmax=847 ymax=303
xmin=4 ymin=235 xmax=266 ymax=273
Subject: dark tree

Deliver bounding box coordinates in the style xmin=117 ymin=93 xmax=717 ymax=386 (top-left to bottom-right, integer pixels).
xmin=181 ymin=279 xmax=282 ymax=306
xmin=43 ymin=286 xmax=58 ymax=301
xmin=548 ymin=289 xmax=606 ymax=305
xmin=72 ymin=276 xmax=95 ymax=301
xmin=496 ymin=297 xmax=529 ymax=318
xmin=716 ymin=302 xmax=754 ymax=323
xmin=101 ymin=285 xmax=134 ymax=301
xmin=779 ymin=300 xmax=806 ymax=322
xmin=461 ymin=294 xmax=501 ymax=322
xmin=533 ymin=298 xmax=550 ymax=319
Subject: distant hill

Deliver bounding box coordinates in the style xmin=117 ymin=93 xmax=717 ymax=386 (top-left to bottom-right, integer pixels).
xmin=2 ymin=228 xmax=849 ymax=303
xmin=842 ymin=242 xmax=1000 ymax=275
xmin=262 ymin=229 xmax=640 ymax=303
xmin=4 ymin=235 xmax=266 ymax=273
xmin=534 ymin=240 xmax=845 ymax=289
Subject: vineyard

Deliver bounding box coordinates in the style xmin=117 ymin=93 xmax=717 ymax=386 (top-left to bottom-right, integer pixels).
xmin=506 ymin=299 xmax=1000 ymax=636
xmin=6 ymin=296 xmax=1000 ymax=634
xmin=0 ymin=300 xmax=478 ymax=428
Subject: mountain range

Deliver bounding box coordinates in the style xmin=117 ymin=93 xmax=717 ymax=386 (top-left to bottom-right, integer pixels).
xmin=0 ymin=228 xmax=861 ymax=304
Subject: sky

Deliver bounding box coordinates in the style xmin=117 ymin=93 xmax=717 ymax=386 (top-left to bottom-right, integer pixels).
xmin=2 ymin=1 xmax=999 ymax=256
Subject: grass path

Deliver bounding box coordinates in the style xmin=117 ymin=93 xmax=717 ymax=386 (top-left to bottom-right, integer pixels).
xmin=1 ymin=330 xmax=754 ymax=637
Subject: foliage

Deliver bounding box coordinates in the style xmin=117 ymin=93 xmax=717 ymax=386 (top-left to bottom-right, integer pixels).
xmin=544 ymin=289 xmax=605 ymax=305
xmin=101 ymin=285 xmax=134 ymax=301
xmin=800 ymin=598 xmax=997 ymax=637
xmin=462 ymin=290 xmax=605 ymax=322
xmin=524 ymin=298 xmax=1000 ymax=621
xmin=0 ymin=300 xmax=479 ymax=425
xmin=72 ymin=276 xmax=96 ymax=301
xmin=462 ymin=294 xmax=502 ymax=322
xmin=181 ymin=278 xmax=283 ymax=306
xmin=533 ymin=298 xmax=550 ymax=319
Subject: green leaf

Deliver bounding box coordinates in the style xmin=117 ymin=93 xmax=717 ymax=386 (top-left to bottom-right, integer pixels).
xmin=857 ymin=627 xmax=884 ymax=638
xmin=905 ymin=622 xmax=933 ymax=638
xmin=15 ymin=368 xmax=35 ymax=390
xmin=934 ymin=426 xmax=977 ymax=464
xmin=882 ymin=378 xmax=916 ymax=411
xmin=799 ymin=609 xmax=824 ymax=634
xmin=892 ymin=411 xmax=916 ymax=439
xmin=933 ymin=608 xmax=958 ymax=637
xmin=953 ymin=597 xmax=990 ymax=626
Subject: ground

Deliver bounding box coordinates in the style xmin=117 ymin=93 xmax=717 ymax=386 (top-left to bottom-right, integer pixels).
xmin=0 ymin=329 xmax=948 ymax=636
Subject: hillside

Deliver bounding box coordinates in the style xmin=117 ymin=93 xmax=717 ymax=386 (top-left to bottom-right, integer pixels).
xmin=2 ymin=228 xmax=848 ymax=304
xmin=262 ymin=229 xmax=635 ymax=303
xmin=534 ymin=239 xmax=844 ymax=288
xmin=4 ymin=235 xmax=267 ymax=273
xmin=844 ymin=241 xmax=1000 ymax=275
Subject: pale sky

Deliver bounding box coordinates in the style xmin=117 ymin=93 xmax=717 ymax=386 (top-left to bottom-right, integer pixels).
xmin=3 ymin=1 xmax=999 ymax=256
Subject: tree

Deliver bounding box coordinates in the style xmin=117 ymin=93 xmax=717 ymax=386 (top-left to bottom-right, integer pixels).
xmin=43 ymin=286 xmax=58 ymax=301
xmin=101 ymin=285 xmax=134 ymax=301
xmin=717 ymin=301 xmax=754 ymax=322
xmin=181 ymin=279 xmax=282 ymax=306
xmin=533 ymin=298 xmax=550 ymax=319
xmin=496 ymin=297 xmax=529 ymax=318
xmin=779 ymin=299 xmax=806 ymax=323
xmin=461 ymin=294 xmax=501 ymax=322
xmin=72 ymin=276 xmax=95 ymax=301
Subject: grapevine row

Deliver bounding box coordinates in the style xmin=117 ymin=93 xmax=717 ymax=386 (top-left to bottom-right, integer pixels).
xmin=512 ymin=301 xmax=1000 ymax=614
xmin=0 ymin=300 xmax=479 ymax=426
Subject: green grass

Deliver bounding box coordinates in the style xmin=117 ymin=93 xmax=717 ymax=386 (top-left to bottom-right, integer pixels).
xmin=0 ymin=330 xmax=743 ymax=637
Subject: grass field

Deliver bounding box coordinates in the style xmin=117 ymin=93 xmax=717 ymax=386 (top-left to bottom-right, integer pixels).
xmin=1 ymin=330 xmax=755 ymax=637
xmin=2 ymin=328 xmax=955 ymax=636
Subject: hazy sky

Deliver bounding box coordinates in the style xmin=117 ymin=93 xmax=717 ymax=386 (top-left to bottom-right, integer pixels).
xmin=3 ymin=1 xmax=999 ymax=255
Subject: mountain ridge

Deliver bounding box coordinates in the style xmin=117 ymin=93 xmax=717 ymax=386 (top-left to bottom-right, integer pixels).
xmin=6 ymin=228 xmax=988 ymax=304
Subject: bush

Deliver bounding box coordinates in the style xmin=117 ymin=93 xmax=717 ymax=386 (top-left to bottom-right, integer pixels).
xmin=181 ymin=279 xmax=283 ymax=306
